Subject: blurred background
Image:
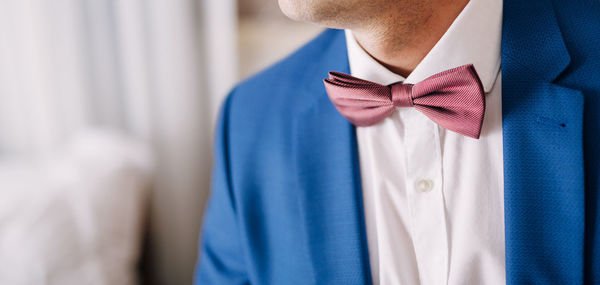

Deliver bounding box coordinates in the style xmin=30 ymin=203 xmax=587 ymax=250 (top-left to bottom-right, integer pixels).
xmin=0 ymin=0 xmax=321 ymax=284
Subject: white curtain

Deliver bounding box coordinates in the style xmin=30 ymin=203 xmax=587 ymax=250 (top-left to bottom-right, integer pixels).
xmin=0 ymin=0 xmax=237 ymax=283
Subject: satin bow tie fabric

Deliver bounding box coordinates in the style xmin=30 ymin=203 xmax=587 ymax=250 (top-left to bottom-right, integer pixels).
xmin=323 ymin=64 xmax=486 ymax=139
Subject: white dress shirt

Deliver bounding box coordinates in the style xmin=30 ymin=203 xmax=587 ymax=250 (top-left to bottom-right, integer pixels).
xmin=346 ymin=0 xmax=505 ymax=284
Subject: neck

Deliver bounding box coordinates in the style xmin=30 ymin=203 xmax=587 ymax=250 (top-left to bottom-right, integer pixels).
xmin=350 ymin=0 xmax=470 ymax=77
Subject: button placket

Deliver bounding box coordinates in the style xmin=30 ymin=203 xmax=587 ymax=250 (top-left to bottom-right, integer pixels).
xmin=403 ymin=111 xmax=449 ymax=285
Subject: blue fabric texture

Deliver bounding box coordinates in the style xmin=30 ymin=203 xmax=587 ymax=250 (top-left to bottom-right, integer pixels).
xmin=195 ymin=0 xmax=600 ymax=283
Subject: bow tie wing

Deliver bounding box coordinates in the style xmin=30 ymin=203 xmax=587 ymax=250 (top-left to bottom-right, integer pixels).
xmin=324 ymin=72 xmax=396 ymax=126
xmin=411 ymin=65 xmax=486 ymax=139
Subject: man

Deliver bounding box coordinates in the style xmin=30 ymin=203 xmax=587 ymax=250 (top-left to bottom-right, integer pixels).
xmin=195 ymin=0 xmax=600 ymax=283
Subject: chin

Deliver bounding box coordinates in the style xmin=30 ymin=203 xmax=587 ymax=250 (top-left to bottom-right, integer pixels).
xmin=277 ymin=0 xmax=311 ymax=21
xmin=277 ymin=0 xmax=351 ymax=27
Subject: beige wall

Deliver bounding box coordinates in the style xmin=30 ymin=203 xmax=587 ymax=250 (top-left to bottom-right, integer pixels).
xmin=237 ymin=0 xmax=323 ymax=79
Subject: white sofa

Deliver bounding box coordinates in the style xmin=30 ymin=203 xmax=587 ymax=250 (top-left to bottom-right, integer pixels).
xmin=0 ymin=130 xmax=153 ymax=285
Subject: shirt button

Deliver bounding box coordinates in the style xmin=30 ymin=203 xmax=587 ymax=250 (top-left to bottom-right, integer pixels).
xmin=415 ymin=179 xmax=433 ymax=192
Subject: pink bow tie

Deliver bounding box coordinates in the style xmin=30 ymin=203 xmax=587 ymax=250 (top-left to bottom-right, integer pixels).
xmin=323 ymin=64 xmax=486 ymax=139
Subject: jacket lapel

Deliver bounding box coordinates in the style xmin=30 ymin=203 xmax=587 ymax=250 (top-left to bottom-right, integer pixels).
xmin=502 ymin=0 xmax=585 ymax=283
xmin=292 ymin=30 xmax=372 ymax=284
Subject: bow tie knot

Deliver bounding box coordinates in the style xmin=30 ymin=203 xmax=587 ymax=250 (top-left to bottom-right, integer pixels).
xmin=323 ymin=64 xmax=485 ymax=139
xmin=391 ymin=83 xmax=414 ymax=107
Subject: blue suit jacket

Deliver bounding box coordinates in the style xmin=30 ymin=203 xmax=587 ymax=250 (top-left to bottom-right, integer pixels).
xmin=196 ymin=0 xmax=600 ymax=283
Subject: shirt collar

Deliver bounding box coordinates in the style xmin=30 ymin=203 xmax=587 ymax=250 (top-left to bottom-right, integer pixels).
xmin=345 ymin=0 xmax=503 ymax=93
